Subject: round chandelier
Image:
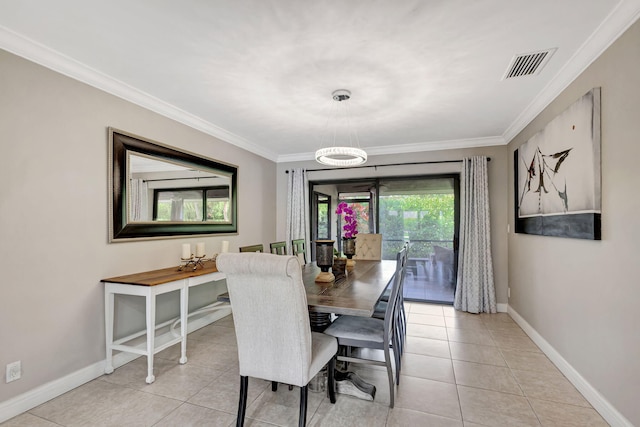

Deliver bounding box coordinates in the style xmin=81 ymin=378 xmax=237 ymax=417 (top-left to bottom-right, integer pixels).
xmin=315 ymin=90 xmax=368 ymax=167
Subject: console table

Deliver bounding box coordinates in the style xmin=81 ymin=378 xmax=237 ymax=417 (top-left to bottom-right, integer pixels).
xmin=102 ymin=260 xmax=226 ymax=384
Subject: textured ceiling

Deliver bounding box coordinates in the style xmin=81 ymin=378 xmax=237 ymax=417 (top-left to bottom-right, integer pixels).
xmin=1 ymin=0 xmax=639 ymax=162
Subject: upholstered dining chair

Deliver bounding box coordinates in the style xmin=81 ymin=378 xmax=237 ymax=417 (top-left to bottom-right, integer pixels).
xmin=323 ymin=246 xmax=407 ymax=408
xmin=239 ymin=244 xmax=263 ymax=253
xmin=354 ymin=233 xmax=383 ymax=260
xmin=291 ymin=239 xmax=307 ymax=264
xmin=215 ymin=252 xmax=337 ymax=427
xmin=269 ymin=241 xmax=287 ymax=255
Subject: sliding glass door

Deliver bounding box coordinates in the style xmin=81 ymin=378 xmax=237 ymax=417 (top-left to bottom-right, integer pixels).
xmin=378 ymin=176 xmax=459 ymax=304
xmin=309 ymin=175 xmax=459 ymax=304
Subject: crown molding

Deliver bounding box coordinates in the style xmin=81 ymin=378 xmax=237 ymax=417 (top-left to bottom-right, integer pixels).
xmin=0 ymin=25 xmax=280 ymax=162
xmin=502 ymin=0 xmax=640 ymax=143
xmin=277 ymin=136 xmax=505 ymax=163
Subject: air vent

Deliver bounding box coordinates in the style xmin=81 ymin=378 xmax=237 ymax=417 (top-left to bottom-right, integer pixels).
xmin=503 ymin=48 xmax=556 ymax=79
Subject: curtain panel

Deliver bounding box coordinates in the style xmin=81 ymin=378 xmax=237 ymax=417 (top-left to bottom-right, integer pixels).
xmin=454 ymin=156 xmax=497 ymax=314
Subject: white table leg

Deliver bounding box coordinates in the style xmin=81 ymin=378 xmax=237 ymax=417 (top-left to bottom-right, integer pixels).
xmin=179 ymin=284 xmax=188 ymax=364
xmin=145 ymin=291 xmax=156 ymax=384
xmin=104 ymin=288 xmax=115 ymax=375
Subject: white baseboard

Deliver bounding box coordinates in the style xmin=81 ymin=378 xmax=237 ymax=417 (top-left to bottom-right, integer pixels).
xmin=0 ymin=307 xmax=231 ymax=424
xmin=497 ymin=302 xmax=508 ymax=313
xmin=507 ymin=305 xmax=633 ymax=427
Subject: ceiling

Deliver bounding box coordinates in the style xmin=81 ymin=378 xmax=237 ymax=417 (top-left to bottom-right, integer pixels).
xmin=1 ymin=1 xmax=639 ymax=163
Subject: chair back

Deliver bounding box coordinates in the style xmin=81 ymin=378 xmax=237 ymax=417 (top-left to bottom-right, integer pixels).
xmin=215 ymin=252 xmax=313 ymax=386
xmin=384 ymin=246 xmax=408 ymax=345
xmin=355 ymin=234 xmax=382 ymax=260
xmin=291 ymin=239 xmax=307 ymax=264
xmin=239 ymin=244 xmax=263 ymax=253
xmin=269 ymin=241 xmax=287 ymax=255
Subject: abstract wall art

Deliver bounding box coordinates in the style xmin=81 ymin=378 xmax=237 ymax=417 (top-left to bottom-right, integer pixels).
xmin=514 ymin=87 xmax=601 ymax=240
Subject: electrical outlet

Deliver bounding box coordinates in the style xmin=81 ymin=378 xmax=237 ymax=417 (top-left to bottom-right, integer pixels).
xmin=508 ymin=287 xmax=511 ymax=299
xmin=6 ymin=361 xmax=21 ymax=383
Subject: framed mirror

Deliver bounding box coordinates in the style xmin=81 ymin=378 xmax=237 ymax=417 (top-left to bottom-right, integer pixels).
xmin=109 ymin=128 xmax=238 ymax=241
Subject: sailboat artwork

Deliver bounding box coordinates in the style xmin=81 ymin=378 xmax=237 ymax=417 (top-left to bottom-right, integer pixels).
xmin=515 ymin=88 xmax=601 ymax=240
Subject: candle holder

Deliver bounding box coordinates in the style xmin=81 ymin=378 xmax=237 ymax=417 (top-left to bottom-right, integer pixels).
xmin=178 ymin=255 xmax=207 ymax=271
xmin=315 ymin=240 xmax=335 ymax=283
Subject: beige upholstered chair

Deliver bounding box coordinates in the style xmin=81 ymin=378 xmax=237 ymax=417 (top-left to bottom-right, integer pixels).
xmin=354 ymin=233 xmax=382 ymax=260
xmin=216 ymin=252 xmax=337 ymax=426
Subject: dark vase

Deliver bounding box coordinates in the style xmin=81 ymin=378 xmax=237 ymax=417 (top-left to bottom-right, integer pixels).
xmin=342 ymin=237 xmax=356 ymax=259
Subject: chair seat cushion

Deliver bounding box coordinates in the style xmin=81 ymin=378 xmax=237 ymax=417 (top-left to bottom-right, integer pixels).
xmin=324 ymin=315 xmax=385 ymax=347
xmin=372 ymin=301 xmax=387 ymax=319
xmin=308 ymin=332 xmax=338 ymax=383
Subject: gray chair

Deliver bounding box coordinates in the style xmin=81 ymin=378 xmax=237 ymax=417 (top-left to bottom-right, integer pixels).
xmin=239 ymin=244 xmax=263 ymax=253
xmin=269 ymin=241 xmax=287 ymax=255
xmin=373 ymin=243 xmax=409 ymax=383
xmin=323 ymin=246 xmax=407 ymax=408
xmin=216 ymin=252 xmax=337 ymax=427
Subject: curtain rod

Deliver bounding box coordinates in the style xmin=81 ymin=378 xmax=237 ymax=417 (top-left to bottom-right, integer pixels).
xmin=285 ymin=157 xmax=491 ymax=173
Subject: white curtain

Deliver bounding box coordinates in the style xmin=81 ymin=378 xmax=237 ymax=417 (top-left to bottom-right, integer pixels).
xmin=286 ymin=168 xmax=309 ymax=261
xmin=454 ymin=156 xmax=497 ymax=314
xmin=130 ymin=179 xmax=148 ymax=221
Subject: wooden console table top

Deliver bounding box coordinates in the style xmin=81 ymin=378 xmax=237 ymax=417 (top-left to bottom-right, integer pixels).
xmin=102 ymin=260 xmax=218 ymax=286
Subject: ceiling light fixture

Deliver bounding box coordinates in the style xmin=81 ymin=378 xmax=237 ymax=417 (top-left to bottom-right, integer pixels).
xmin=315 ymin=89 xmax=367 ymax=167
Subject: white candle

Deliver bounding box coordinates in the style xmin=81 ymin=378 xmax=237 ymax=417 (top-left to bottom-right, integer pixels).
xmin=221 ymin=240 xmax=229 ymax=253
xmin=182 ymin=243 xmax=191 ymax=259
xmin=196 ymin=242 xmax=205 ymax=257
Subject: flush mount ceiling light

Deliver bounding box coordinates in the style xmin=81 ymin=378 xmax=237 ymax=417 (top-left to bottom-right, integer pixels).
xmin=315 ymin=89 xmax=367 ymax=167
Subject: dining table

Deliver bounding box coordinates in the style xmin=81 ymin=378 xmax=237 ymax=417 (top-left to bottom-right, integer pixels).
xmin=300 ymin=259 xmax=397 ymax=330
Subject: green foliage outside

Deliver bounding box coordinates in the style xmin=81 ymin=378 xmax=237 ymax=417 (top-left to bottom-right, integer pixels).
xmin=379 ymin=194 xmax=454 ymax=260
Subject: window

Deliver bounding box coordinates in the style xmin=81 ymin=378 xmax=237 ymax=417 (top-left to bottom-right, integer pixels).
xmin=153 ymin=186 xmax=230 ymax=222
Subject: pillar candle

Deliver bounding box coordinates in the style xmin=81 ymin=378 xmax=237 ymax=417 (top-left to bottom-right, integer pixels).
xmin=182 ymin=243 xmax=191 ymax=259
xmin=196 ymin=242 xmax=205 ymax=257
xmin=221 ymin=240 xmax=229 ymax=253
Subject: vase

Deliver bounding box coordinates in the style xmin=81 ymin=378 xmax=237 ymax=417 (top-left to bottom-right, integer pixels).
xmin=342 ymin=237 xmax=356 ymax=269
xmin=315 ymin=240 xmax=335 ymax=282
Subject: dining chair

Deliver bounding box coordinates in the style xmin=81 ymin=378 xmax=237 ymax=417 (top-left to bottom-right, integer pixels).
xmin=354 ymin=233 xmax=382 ymax=260
xmin=323 ymin=246 xmax=407 ymax=408
xmin=269 ymin=241 xmax=287 ymax=255
xmin=239 ymin=244 xmax=263 ymax=253
xmin=291 ymin=238 xmax=307 ymax=264
xmin=373 ymin=243 xmax=409 ymax=383
xmin=215 ymin=252 xmax=337 ymax=427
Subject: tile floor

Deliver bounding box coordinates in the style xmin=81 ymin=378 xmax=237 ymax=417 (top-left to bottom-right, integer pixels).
xmin=2 ymin=303 xmax=609 ymax=426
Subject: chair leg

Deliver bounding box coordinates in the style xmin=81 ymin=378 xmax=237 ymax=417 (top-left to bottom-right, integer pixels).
xmin=299 ymin=385 xmax=308 ymax=427
xmin=384 ymin=348 xmax=395 ymax=408
xmin=237 ymin=376 xmax=249 ymax=427
xmin=272 ymin=381 xmax=278 ymax=392
xmin=327 ymin=356 xmax=336 ymax=404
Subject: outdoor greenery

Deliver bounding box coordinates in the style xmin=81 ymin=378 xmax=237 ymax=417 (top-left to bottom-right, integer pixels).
xmin=379 ymin=193 xmax=454 ymax=259
xmin=342 ymin=194 xmax=454 ymax=260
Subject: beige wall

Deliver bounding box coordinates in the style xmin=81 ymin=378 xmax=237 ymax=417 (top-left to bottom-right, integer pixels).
xmin=0 ymin=50 xmax=277 ymax=403
xmin=276 ymin=144 xmax=509 ymax=307
xmin=507 ymin=20 xmax=640 ymax=425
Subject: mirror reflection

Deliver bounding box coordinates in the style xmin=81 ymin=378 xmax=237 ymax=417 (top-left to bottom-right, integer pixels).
xmin=128 ymin=153 xmax=232 ymax=223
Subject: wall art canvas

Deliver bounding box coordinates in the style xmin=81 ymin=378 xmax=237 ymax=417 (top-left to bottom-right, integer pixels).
xmin=515 ymin=87 xmax=601 ymax=240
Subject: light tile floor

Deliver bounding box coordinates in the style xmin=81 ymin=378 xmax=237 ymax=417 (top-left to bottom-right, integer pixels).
xmin=2 ymin=303 xmax=609 ymax=426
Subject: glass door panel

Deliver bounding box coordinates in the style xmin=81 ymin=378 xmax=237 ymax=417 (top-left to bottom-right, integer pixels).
xmin=378 ymin=177 xmax=458 ymax=304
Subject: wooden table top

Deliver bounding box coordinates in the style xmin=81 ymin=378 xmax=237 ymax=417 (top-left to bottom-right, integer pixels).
xmin=302 ymin=260 xmax=397 ymax=317
xmin=102 ymin=260 xmax=219 ymax=286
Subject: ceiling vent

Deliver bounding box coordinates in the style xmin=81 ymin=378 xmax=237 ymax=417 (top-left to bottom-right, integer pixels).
xmin=503 ymin=48 xmax=556 ymax=79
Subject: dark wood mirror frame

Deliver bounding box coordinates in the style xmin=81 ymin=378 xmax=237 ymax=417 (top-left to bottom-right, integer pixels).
xmin=109 ymin=128 xmax=238 ymax=241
